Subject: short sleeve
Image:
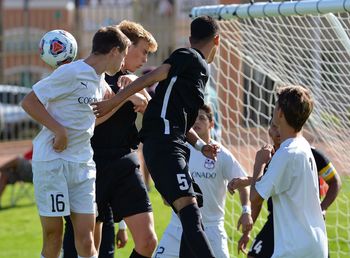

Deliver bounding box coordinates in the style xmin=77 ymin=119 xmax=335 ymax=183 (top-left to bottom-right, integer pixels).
xmin=33 ymin=65 xmax=75 ymax=105
xmin=222 ymin=149 xmax=247 ymax=180
xmin=255 ymin=149 xmax=291 ymax=200
xmin=163 ymin=48 xmax=193 ymax=76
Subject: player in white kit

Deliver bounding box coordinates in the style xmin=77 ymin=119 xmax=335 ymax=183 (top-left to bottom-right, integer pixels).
xmin=21 ymin=26 xmax=130 ymax=258
xmin=250 ymin=85 xmax=328 ymax=258
xmin=153 ymin=104 xmax=253 ymax=258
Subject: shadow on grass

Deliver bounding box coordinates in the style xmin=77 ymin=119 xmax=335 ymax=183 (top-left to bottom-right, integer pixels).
xmin=0 ymin=202 xmax=35 ymax=211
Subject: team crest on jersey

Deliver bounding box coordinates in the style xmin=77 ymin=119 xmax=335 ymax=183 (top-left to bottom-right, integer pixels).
xmin=204 ymin=158 xmax=215 ymax=169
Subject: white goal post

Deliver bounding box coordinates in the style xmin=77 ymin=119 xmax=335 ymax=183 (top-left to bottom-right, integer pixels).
xmin=192 ymin=0 xmax=350 ymax=257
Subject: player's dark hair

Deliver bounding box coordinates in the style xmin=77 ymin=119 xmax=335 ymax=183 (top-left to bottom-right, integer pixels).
xmin=199 ymin=104 xmax=214 ymax=122
xmin=190 ymin=15 xmax=219 ymax=44
xmin=92 ymin=26 xmax=130 ymax=54
xmin=276 ymin=85 xmax=314 ymax=132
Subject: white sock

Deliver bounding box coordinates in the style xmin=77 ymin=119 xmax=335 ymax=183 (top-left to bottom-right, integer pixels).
xmin=40 ymin=255 xmax=45 ymax=258
xmin=78 ymin=255 xmax=98 ymax=258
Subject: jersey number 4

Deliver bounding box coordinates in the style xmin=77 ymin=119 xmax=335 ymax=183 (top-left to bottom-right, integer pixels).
xmin=50 ymin=193 xmax=65 ymax=212
xmin=249 ymin=239 xmax=263 ymax=254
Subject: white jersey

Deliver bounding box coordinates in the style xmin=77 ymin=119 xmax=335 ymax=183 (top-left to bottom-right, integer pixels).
xmin=255 ymin=137 xmax=328 ymax=258
xmin=155 ymin=141 xmax=247 ymax=258
xmin=171 ymin=140 xmax=247 ymax=226
xmin=32 ymin=60 xmax=106 ymax=163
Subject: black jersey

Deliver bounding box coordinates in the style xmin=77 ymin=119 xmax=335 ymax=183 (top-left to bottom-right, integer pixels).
xmin=263 ymin=162 xmax=274 ymax=215
xmin=140 ymin=48 xmax=209 ymax=141
xmin=91 ymin=71 xmax=139 ymax=155
xmin=311 ymin=147 xmax=336 ymax=181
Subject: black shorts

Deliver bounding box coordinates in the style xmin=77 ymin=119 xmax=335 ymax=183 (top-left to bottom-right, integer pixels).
xmin=142 ymin=136 xmax=195 ymax=211
xmin=95 ymin=151 xmax=152 ymax=222
xmin=248 ymin=215 xmax=274 ymax=258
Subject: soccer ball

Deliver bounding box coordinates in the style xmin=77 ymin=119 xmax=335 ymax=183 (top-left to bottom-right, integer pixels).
xmin=39 ymin=29 xmax=78 ymax=68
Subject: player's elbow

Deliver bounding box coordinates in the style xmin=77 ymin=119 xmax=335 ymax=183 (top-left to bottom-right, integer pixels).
xmin=335 ymin=173 xmax=342 ymax=190
xmin=328 ymin=173 xmax=342 ymax=193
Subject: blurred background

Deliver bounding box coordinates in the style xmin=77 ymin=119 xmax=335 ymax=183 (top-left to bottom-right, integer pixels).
xmin=0 ymin=0 xmax=241 ymax=141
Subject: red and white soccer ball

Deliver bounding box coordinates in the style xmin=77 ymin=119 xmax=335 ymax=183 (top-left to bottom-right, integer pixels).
xmin=39 ymin=29 xmax=78 ymax=68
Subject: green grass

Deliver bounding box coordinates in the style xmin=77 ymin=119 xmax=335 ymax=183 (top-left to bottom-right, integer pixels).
xmin=0 ymin=184 xmax=171 ymax=258
xmin=0 ymin=177 xmax=349 ymax=257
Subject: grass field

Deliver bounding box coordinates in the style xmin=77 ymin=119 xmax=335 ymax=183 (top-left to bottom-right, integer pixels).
xmin=0 ymin=177 xmax=349 ymax=258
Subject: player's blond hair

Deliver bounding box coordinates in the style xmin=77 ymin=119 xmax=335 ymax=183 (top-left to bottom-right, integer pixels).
xmin=118 ymin=20 xmax=158 ymax=53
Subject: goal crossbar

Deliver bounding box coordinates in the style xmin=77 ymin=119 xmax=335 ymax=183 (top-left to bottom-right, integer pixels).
xmin=191 ymin=0 xmax=350 ymax=20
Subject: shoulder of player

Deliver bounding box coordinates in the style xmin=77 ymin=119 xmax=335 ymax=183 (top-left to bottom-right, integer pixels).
xmin=171 ymin=47 xmax=200 ymax=60
xmin=310 ymin=146 xmax=329 ymax=162
xmin=211 ymin=140 xmax=232 ymax=160
xmin=279 ymin=137 xmax=310 ymax=156
xmin=49 ymin=60 xmax=83 ymax=81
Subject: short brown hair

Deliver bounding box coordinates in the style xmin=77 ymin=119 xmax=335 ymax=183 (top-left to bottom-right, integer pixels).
xmin=118 ymin=20 xmax=158 ymax=53
xmin=199 ymin=104 xmax=214 ymax=122
xmin=92 ymin=26 xmax=130 ymax=54
xmin=276 ymin=85 xmax=314 ymax=132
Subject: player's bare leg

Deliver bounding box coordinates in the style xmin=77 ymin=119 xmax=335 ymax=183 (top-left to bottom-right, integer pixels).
xmin=93 ymin=221 xmax=103 ymax=253
xmin=124 ymin=211 xmax=157 ymax=257
xmin=70 ymin=212 xmax=97 ymax=257
xmin=40 ymin=216 xmax=63 ymax=258
xmin=173 ymin=196 xmax=196 ymax=212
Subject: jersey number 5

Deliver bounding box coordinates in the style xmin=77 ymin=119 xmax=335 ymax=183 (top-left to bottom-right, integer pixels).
xmin=177 ymin=174 xmax=190 ymax=190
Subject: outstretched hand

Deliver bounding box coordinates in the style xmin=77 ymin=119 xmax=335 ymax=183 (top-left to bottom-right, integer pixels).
xmin=128 ymin=92 xmax=148 ymax=113
xmin=201 ymin=143 xmax=219 ymax=161
xmin=227 ymin=177 xmax=252 ymax=194
xmin=92 ymin=99 xmax=116 ymax=118
xmin=237 ymin=231 xmax=250 ymax=255
xmin=117 ymin=74 xmax=138 ymax=88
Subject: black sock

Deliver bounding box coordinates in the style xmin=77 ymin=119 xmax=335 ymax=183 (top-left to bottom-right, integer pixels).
xmin=179 ymin=231 xmax=193 ymax=258
xmin=129 ymin=249 xmax=149 ymax=258
xmin=178 ymin=203 xmax=215 ymax=258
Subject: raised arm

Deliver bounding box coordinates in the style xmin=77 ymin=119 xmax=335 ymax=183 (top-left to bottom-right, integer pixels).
xmin=186 ymin=128 xmax=218 ymax=160
xmin=21 ymin=91 xmax=67 ymax=152
xmin=250 ymin=145 xmax=274 ymax=209
xmin=92 ymin=64 xmax=170 ymax=117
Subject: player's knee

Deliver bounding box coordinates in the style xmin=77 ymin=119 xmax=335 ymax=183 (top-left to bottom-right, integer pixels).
xmin=76 ymin=234 xmax=95 ymax=252
xmin=42 ymin=230 xmax=63 ymax=251
xmin=135 ymin=232 xmax=158 ymax=255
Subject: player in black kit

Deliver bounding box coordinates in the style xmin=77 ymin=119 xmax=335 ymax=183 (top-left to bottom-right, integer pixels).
xmin=93 ymin=16 xmax=220 ymax=258
xmin=63 ymin=20 xmax=158 ymax=258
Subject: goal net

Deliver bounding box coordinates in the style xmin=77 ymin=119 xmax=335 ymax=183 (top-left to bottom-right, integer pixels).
xmin=193 ymin=0 xmax=350 ymax=257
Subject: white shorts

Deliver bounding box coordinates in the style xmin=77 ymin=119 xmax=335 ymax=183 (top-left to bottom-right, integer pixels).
xmin=153 ymin=222 xmax=229 ymax=258
xmin=205 ymin=223 xmax=229 ymax=258
xmin=153 ymin=224 xmax=181 ymax=258
xmin=32 ymin=159 xmax=96 ymax=217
